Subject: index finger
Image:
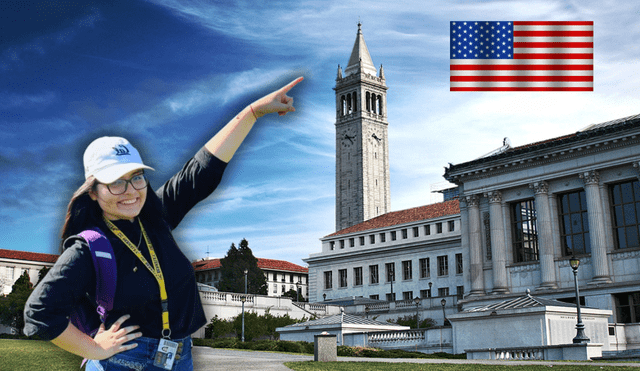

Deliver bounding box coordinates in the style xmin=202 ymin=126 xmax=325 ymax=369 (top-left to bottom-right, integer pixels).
xmin=112 ymin=314 xmax=131 ymax=331
xmin=280 ymin=76 xmax=304 ymax=94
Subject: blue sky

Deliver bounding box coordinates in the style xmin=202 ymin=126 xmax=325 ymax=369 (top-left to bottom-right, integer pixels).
xmin=2 ymin=0 xmax=639 ymax=267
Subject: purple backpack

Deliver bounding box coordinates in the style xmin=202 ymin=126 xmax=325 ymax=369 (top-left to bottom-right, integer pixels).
xmin=69 ymin=228 xmax=117 ymax=336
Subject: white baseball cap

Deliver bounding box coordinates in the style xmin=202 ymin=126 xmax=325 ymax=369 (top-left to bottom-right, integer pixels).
xmin=83 ymin=137 xmax=154 ymax=184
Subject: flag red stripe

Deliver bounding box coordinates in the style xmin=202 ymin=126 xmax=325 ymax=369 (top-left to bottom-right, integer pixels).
xmin=514 ymin=42 xmax=593 ymax=48
xmin=514 ymin=30 xmax=593 ymax=37
xmin=450 ymin=87 xmax=593 ymax=91
xmin=450 ymin=64 xmax=593 ymax=71
xmin=514 ymin=53 xmax=593 ymax=59
xmin=451 ymin=76 xmax=593 ymax=82
xmin=513 ymin=21 xmax=593 ymax=26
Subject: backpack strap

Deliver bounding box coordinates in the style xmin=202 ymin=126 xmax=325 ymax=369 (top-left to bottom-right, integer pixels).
xmin=78 ymin=228 xmax=117 ymax=323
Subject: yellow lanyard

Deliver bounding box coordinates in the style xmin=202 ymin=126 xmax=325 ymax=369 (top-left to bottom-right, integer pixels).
xmin=103 ymin=217 xmax=171 ymax=339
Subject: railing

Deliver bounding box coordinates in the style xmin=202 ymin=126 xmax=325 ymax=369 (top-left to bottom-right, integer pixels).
xmin=368 ymin=329 xmax=425 ymax=344
xmin=493 ymin=348 xmax=544 ymax=360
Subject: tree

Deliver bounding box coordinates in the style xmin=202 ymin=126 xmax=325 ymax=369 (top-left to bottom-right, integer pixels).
xmin=282 ymin=288 xmax=305 ymax=302
xmin=217 ymin=239 xmax=268 ymax=295
xmin=0 ymin=271 xmax=34 ymax=334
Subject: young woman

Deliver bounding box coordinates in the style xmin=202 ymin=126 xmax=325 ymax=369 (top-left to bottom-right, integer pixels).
xmin=24 ymin=77 xmax=303 ymax=370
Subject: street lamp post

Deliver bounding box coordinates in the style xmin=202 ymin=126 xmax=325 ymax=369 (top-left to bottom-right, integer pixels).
xmin=441 ymin=298 xmax=450 ymax=326
xmin=242 ymin=269 xmax=248 ymax=342
xmin=570 ymin=256 xmax=590 ymax=344
xmin=414 ymin=297 xmax=421 ymax=329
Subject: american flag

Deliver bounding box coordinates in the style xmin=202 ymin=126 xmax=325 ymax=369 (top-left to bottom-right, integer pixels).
xmin=450 ymin=21 xmax=593 ymax=91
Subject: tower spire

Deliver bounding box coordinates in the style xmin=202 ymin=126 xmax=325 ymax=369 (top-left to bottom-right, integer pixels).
xmin=344 ymin=23 xmax=377 ymax=77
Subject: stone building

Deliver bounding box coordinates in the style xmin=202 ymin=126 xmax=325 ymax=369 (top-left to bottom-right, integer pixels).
xmin=307 ymin=23 xmax=640 ymax=336
xmin=0 ymin=249 xmax=57 ymax=295
xmin=445 ymin=114 xmax=640 ymax=320
xmin=193 ymin=257 xmax=309 ymax=299
xmin=335 ymin=22 xmax=390 ymax=231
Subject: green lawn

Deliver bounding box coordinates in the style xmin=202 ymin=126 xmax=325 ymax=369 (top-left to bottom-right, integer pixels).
xmin=284 ymin=362 xmax=639 ymax=371
xmin=0 ymin=339 xmax=83 ymax=371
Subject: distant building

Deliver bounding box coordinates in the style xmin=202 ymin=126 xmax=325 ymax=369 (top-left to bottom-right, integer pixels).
xmin=192 ymin=258 xmax=309 ymax=299
xmin=0 ymin=249 xmax=57 ymax=295
xmin=307 ymin=201 xmax=462 ymax=304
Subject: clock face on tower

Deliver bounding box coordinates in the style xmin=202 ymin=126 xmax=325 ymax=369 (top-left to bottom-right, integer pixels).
xmin=367 ymin=126 xmax=383 ymax=145
xmin=341 ymin=127 xmax=356 ymax=148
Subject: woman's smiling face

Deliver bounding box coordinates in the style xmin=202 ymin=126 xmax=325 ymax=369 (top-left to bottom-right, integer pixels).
xmin=90 ymin=170 xmax=148 ymax=221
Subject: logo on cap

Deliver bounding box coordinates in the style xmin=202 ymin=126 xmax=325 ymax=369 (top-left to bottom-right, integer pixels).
xmin=113 ymin=145 xmax=131 ymax=156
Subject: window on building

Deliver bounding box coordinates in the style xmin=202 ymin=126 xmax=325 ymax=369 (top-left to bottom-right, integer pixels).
xmin=438 ymin=287 xmax=449 ymax=297
xmin=420 ymin=258 xmax=430 ymax=278
xmin=354 ymin=267 xmax=363 ymax=286
xmin=420 ymin=289 xmax=432 ymax=298
xmin=402 ymin=229 xmax=408 ymax=239
xmin=273 ymin=284 xmax=277 ymax=293
xmin=339 ymin=269 xmax=348 ymax=288
xmin=436 ymin=223 xmax=443 ymax=233
xmin=282 ymin=284 xmax=286 ymax=293
xmin=437 ymin=255 xmax=449 ymax=276
xmin=449 ymin=220 xmax=455 ymax=232
xmin=349 ymin=238 xmax=355 ymax=247
xmin=402 ymin=260 xmax=412 ymax=280
xmin=403 ymin=291 xmax=413 ymax=300
xmin=272 ymin=273 xmax=277 ymax=281
xmin=413 ymin=227 xmax=419 ymax=238
xmin=359 ymin=236 xmax=365 ymax=246
xmin=324 ymin=271 xmax=332 ymax=289
xmin=330 ymin=241 xmax=335 ymax=250
xmin=425 ymin=225 xmax=431 ymax=235
xmin=340 ymin=240 xmax=345 ymax=249
xmin=456 ymin=253 xmax=463 ymax=275
xmin=457 ymin=286 xmax=464 ymax=299
xmin=391 ymin=231 xmax=397 ymax=241
xmin=385 ymin=262 xmax=395 ymax=282
xmin=370 ymin=234 xmax=375 ymax=244
xmin=380 ymin=233 xmax=386 ymax=242
xmin=281 ymin=275 xmax=285 ymax=282
xmin=369 ymin=265 xmax=379 ymax=284
xmin=611 ymin=180 xmax=640 ymax=250
xmin=290 ymin=275 xmax=294 ymax=283
xmin=615 ymin=292 xmax=640 ymax=323
xmin=512 ymin=199 xmax=540 ymax=262
xmin=559 ymin=190 xmax=591 ymax=256
xmin=386 ymin=293 xmax=396 ymax=302
xmin=370 ymin=294 xmax=379 ymax=300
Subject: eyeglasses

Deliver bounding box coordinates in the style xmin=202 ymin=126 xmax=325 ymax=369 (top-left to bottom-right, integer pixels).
xmin=104 ymin=173 xmax=148 ymax=195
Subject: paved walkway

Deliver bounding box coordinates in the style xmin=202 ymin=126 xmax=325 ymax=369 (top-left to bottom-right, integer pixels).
xmin=192 ymin=346 xmax=640 ymax=370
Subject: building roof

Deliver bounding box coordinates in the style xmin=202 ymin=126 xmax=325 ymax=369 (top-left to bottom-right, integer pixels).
xmin=192 ymin=257 xmax=308 ymax=273
xmin=344 ymin=23 xmax=377 ymax=77
xmin=326 ymin=199 xmax=460 ymax=238
xmin=445 ymin=112 xmax=640 ymax=178
xmin=463 ymin=291 xmax=579 ymax=313
xmin=284 ymin=313 xmax=406 ymax=328
xmin=0 ymin=249 xmax=58 ymax=264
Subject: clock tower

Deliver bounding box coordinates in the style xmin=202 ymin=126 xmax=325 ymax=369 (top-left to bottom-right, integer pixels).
xmin=335 ymin=23 xmax=390 ymax=231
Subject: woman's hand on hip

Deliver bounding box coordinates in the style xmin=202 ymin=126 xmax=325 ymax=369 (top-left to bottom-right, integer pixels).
xmin=92 ymin=314 xmax=142 ymax=360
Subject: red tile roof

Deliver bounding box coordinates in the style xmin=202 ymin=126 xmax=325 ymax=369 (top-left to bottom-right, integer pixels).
xmin=0 ymin=249 xmax=59 ymax=264
xmin=192 ymin=257 xmax=308 ymax=273
xmin=326 ymin=199 xmax=460 ymax=237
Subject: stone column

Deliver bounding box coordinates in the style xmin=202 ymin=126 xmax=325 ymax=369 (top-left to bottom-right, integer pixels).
xmin=530 ymin=181 xmax=557 ymax=289
xmin=485 ymin=191 xmax=509 ymax=294
xmin=466 ymin=195 xmax=485 ymax=296
xmin=579 ymin=170 xmax=612 ymax=284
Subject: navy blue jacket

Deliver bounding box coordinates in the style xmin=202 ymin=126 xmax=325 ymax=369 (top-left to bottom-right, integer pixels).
xmin=24 ymin=148 xmax=227 ymax=340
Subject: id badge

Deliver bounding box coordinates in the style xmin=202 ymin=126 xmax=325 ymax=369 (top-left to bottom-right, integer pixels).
xmin=153 ymin=339 xmax=179 ymax=370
